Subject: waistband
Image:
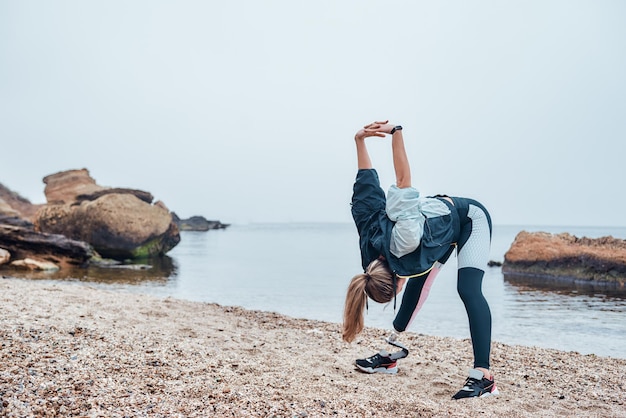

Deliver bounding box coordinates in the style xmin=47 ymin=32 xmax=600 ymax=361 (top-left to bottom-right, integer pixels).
xmin=448 ymin=196 xmax=492 ymax=233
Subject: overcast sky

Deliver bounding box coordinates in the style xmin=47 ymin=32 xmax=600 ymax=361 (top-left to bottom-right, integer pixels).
xmin=1 ymin=1 xmax=625 ymax=226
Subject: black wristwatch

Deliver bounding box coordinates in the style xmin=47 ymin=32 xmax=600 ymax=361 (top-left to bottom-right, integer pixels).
xmin=390 ymin=125 xmax=403 ymax=134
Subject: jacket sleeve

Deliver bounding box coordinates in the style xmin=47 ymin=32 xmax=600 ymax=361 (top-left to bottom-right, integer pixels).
xmin=351 ymin=169 xmax=386 ymax=232
xmin=351 ymin=169 xmax=388 ymax=270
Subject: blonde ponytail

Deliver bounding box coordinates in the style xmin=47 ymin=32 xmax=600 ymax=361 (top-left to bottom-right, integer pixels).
xmin=342 ymin=259 xmax=394 ymax=343
xmin=342 ymin=273 xmax=368 ymax=342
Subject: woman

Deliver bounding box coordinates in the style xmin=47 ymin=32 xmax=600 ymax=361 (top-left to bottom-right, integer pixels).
xmin=343 ymin=120 xmax=498 ymax=400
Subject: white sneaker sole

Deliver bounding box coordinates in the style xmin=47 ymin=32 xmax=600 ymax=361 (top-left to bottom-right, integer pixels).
xmin=480 ymin=385 xmax=500 ymax=397
xmin=355 ymin=364 xmax=398 ymax=374
xmin=453 ymin=384 xmax=500 ymax=400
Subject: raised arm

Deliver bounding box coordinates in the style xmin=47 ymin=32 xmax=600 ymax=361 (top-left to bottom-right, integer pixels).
xmin=354 ymin=129 xmax=374 ymax=170
xmin=390 ymin=127 xmax=411 ymax=188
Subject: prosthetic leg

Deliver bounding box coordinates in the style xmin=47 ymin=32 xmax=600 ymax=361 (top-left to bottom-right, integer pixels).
xmin=354 ymin=332 xmax=409 ymax=374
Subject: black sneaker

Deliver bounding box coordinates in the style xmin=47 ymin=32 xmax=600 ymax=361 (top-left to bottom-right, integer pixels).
xmin=355 ymin=350 xmax=398 ymax=374
xmin=452 ymin=369 xmax=499 ymax=399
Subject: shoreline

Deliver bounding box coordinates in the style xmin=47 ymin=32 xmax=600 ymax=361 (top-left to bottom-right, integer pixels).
xmin=1 ymin=277 xmax=625 ymax=417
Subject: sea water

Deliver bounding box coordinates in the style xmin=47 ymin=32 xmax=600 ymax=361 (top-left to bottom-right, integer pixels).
xmin=11 ymin=223 xmax=626 ymax=359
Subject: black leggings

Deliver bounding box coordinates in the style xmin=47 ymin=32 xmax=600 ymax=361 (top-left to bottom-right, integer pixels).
xmin=454 ymin=197 xmax=492 ymax=369
xmin=393 ymin=197 xmax=493 ymax=369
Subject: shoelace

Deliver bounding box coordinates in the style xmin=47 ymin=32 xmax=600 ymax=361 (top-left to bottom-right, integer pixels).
xmin=365 ymin=353 xmax=391 ymax=364
xmin=462 ymin=377 xmax=481 ymax=390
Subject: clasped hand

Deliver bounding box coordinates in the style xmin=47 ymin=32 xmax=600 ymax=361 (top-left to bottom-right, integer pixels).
xmin=354 ymin=120 xmax=396 ymax=141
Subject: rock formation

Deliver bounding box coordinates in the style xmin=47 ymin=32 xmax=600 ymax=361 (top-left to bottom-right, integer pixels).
xmin=1 ymin=184 xmax=94 ymax=269
xmin=42 ymin=168 xmax=106 ymax=204
xmin=35 ymin=169 xmax=180 ymax=260
xmin=0 ymin=183 xmax=43 ymax=221
xmin=0 ymin=224 xmax=95 ymax=268
xmin=503 ymin=231 xmax=626 ymax=286
xmin=172 ymin=213 xmax=230 ymax=231
xmin=0 ymin=198 xmax=31 ymax=228
xmin=1 ymin=169 xmax=226 ymax=271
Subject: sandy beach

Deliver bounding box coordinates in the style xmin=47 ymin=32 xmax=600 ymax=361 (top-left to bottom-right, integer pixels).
xmin=1 ymin=278 xmax=625 ymax=417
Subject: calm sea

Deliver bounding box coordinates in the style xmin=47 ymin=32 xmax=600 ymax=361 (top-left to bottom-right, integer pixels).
xmin=9 ymin=223 xmax=626 ymax=359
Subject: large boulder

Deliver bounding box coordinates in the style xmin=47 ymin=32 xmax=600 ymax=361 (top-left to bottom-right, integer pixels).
xmin=503 ymin=231 xmax=626 ymax=285
xmin=36 ymin=171 xmax=180 ymax=260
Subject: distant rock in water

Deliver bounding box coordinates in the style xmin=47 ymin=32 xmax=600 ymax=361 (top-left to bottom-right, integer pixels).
xmin=503 ymin=231 xmax=626 ymax=286
xmin=35 ymin=169 xmax=180 ymax=260
xmin=172 ymin=213 xmax=230 ymax=231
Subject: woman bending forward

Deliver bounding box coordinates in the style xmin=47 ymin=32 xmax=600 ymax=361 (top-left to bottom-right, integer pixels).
xmin=344 ymin=120 xmax=498 ymax=400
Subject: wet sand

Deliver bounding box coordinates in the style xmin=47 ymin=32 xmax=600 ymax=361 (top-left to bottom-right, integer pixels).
xmin=1 ymin=277 xmax=625 ymax=417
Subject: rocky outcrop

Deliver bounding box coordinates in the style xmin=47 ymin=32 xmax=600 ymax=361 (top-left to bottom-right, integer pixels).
xmin=0 ymin=224 xmax=95 ymax=268
xmin=42 ymin=168 xmax=105 ymax=204
xmin=41 ymin=169 xmax=153 ymax=205
xmin=1 ymin=185 xmax=91 ymax=271
xmin=0 ymin=183 xmax=43 ymax=221
xmin=36 ymin=170 xmax=180 ymax=260
xmin=0 ymin=197 xmax=34 ymax=228
xmin=0 ymin=197 xmax=19 ymax=217
xmin=172 ymin=213 xmax=230 ymax=231
xmin=503 ymin=231 xmax=626 ymax=286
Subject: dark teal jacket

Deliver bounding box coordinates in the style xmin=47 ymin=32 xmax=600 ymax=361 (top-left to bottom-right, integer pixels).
xmin=351 ymin=169 xmax=460 ymax=277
